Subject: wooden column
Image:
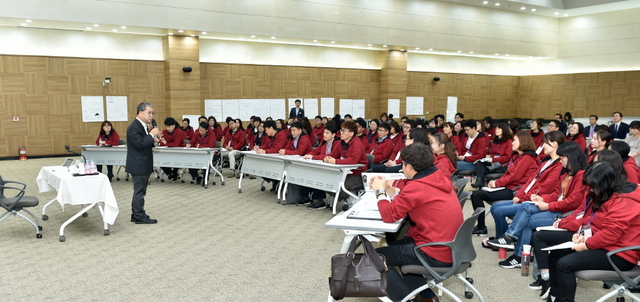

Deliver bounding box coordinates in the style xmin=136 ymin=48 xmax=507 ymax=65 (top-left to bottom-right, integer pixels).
xmin=379 ymin=50 xmax=408 ymax=117
xmin=163 ymin=36 xmax=201 ymax=118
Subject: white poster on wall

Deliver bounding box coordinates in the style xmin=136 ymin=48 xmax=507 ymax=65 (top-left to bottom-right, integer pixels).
xmin=406 ymin=97 xmax=424 ymax=115
xmin=339 ymin=99 xmax=353 ymax=117
xmin=352 ymin=99 xmax=365 ymax=118
xmin=321 ymin=98 xmax=335 ymax=117
xmin=183 ymin=115 xmax=201 ymax=128
xmin=255 ymin=99 xmax=271 ymax=120
xmin=238 ymin=99 xmax=255 ymax=121
xmin=106 ymin=96 xmax=128 ymax=121
xmin=270 ymin=99 xmax=286 ymax=120
xmin=81 ymin=96 xmax=104 ymax=122
xmin=388 ymin=99 xmax=400 ymax=117
xmin=304 ymin=98 xmax=319 ymax=118
xmin=204 ymin=99 xmax=223 ymax=121
xmin=222 ymin=99 xmax=239 ymax=119
xmin=446 ymin=96 xmax=458 ymax=122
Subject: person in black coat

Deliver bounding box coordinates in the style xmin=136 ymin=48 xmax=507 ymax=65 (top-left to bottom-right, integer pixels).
xmin=289 ymin=99 xmax=305 ymax=119
xmin=126 ymin=102 xmax=160 ymax=224
xmin=610 ymin=111 xmax=630 ymax=139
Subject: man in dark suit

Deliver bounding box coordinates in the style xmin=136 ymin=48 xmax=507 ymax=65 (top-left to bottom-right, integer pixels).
xmin=289 ymin=99 xmax=304 ymax=119
xmin=610 ymin=111 xmax=630 ymax=139
xmin=126 ymin=102 xmax=160 ymax=224
xmin=583 ymin=115 xmax=598 ymax=139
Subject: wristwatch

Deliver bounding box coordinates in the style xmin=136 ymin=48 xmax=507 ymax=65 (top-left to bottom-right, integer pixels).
xmin=375 ymin=189 xmax=387 ymax=199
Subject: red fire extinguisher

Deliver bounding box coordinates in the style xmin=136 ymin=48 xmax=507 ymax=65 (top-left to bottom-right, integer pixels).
xmin=19 ymin=146 xmax=27 ymax=160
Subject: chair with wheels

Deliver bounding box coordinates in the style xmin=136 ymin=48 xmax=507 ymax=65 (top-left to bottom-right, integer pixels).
xmin=399 ymin=208 xmax=485 ymax=302
xmin=575 ymin=245 xmax=640 ymax=302
xmin=0 ymin=175 xmax=43 ymax=239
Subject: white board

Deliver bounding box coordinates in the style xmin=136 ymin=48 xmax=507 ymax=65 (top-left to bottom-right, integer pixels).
xmin=182 ymin=115 xmax=201 ymax=128
xmin=106 ymin=96 xmax=128 ymax=121
xmin=81 ymin=96 xmax=104 ymax=122
xmin=222 ymin=99 xmax=239 ymax=119
xmin=204 ymin=99 xmax=223 ymax=121
xmin=352 ymin=99 xmax=365 ymax=119
xmin=339 ymin=99 xmax=353 ymax=117
xmin=406 ymin=96 xmax=424 ymax=115
xmin=388 ymin=99 xmax=400 ymax=117
xmin=304 ymin=98 xmax=319 ymax=118
xmin=270 ymin=99 xmax=286 ymax=120
xmin=254 ymin=99 xmax=272 ymax=120
xmin=238 ymin=99 xmax=255 ymax=121
xmin=321 ymin=98 xmax=335 ymax=117
xmin=446 ymin=96 xmax=458 ymax=123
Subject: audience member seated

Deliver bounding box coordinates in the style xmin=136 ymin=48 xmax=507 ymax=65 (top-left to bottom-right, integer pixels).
xmin=307 ymin=121 xmax=368 ymax=210
xmin=95 ymin=120 xmax=120 ymax=181
xmin=221 ymin=116 xmax=233 ymax=139
xmin=529 ymin=118 xmax=545 ymax=149
xmin=487 ymin=141 xmax=587 ymax=271
xmin=220 ymin=119 xmax=246 ymax=178
xmin=470 ymin=131 xmax=539 ymax=236
xmin=625 ymin=120 xmax=640 ymax=168
xmin=373 ymin=143 xmax=463 ymax=302
xmin=442 ymin=122 xmax=461 ymax=152
xmin=368 ymin=119 xmax=380 ymax=143
xmin=488 ymin=131 xmax=565 ymax=255
xmin=389 ymin=121 xmax=404 ymax=145
xmin=279 ymin=121 xmax=312 ymax=156
xmin=312 ymin=115 xmax=325 ymax=148
xmin=456 ymin=119 xmax=489 ymax=171
xmin=256 ymin=120 xmax=288 ymax=155
xmin=472 ymin=123 xmax=513 ymax=188
xmin=180 ymin=118 xmax=195 ymax=141
xmin=588 ymin=130 xmax=613 ymax=163
xmin=354 ymin=118 xmax=370 ymax=152
xmin=369 ymin=122 xmax=394 ymax=165
xmin=483 ymin=116 xmax=496 ymax=141
xmin=554 ymin=113 xmax=568 ymax=135
xmin=209 ymin=116 xmax=222 ymax=142
xmin=430 ymin=132 xmax=458 ymax=180
xmin=566 ymin=122 xmax=586 ymax=151
xmin=159 ymin=117 xmax=186 ymax=182
xmin=245 ymin=117 xmax=262 ymax=147
xmin=608 ymin=141 xmax=640 ymax=184
xmin=298 ymin=123 xmax=340 ymax=208
xmin=186 ymin=121 xmax=217 ymax=184
xmin=532 ymin=161 xmax=640 ymax=302
xmin=373 ymin=128 xmax=428 ymax=173
xmin=610 ymin=111 xmax=630 ymax=139
xmin=583 ymin=115 xmax=598 ymax=139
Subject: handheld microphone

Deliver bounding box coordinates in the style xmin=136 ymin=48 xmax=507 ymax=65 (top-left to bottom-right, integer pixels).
xmin=65 ymin=145 xmax=87 ymax=164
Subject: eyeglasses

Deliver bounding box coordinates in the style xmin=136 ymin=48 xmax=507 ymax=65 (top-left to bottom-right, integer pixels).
xmin=340 ymin=129 xmax=351 ymax=133
xmin=377 ymin=129 xmax=387 ymax=132
xmin=146 ymin=110 xmax=155 ymax=115
xmin=403 ymin=126 xmax=411 ymax=129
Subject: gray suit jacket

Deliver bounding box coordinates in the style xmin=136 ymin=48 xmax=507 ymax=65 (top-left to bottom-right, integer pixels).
xmin=126 ymin=118 xmax=155 ymax=175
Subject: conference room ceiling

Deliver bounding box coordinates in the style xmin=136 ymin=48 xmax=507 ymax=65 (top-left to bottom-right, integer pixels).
xmin=435 ymin=0 xmax=640 ymax=16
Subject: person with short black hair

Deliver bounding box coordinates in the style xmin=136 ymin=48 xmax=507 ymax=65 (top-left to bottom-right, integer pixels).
xmin=584 ymin=115 xmax=599 ymax=139
xmin=610 ymin=111 xmax=630 ymax=139
xmin=279 ymin=121 xmax=312 ymax=156
xmin=186 ymin=121 xmax=217 ymax=184
xmin=471 ymin=123 xmax=513 ymax=188
xmin=434 ymin=114 xmax=445 ymax=132
xmin=298 ymin=123 xmax=341 ymax=207
xmin=554 ymin=113 xmax=567 ymax=134
xmin=609 ymin=141 xmax=640 ymax=184
xmin=181 ymin=118 xmax=195 ymax=141
xmin=343 ymin=114 xmax=353 ymax=122
xmin=370 ymin=122 xmax=394 ymax=164
xmin=289 ymin=99 xmax=305 ymax=119
xmin=372 ymin=143 xmax=463 ymax=302
xmin=159 ymin=117 xmax=186 ymax=181
xmin=454 ymin=112 xmax=464 ymax=122
xmin=354 ymin=118 xmax=370 ymax=152
xmin=456 ymin=119 xmax=489 ymax=171
xmin=221 ymin=119 xmax=246 ymax=178
xmin=311 ymin=115 xmax=324 ymax=147
xmin=256 ymin=120 xmax=288 ymax=154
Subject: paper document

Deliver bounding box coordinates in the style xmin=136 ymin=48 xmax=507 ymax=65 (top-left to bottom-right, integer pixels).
xmin=347 ymin=209 xmax=382 ymax=221
xmin=536 ymin=226 xmax=568 ymax=232
xmin=482 ymin=187 xmax=505 ymax=192
xmin=542 ymin=241 xmax=576 ymax=251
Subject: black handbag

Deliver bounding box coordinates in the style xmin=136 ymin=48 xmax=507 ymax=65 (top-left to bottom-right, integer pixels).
xmin=329 ymin=235 xmax=388 ymax=300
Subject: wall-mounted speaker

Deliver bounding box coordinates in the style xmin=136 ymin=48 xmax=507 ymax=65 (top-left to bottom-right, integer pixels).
xmin=182 ymin=66 xmax=193 ymax=72
xmin=433 ymin=77 xmax=440 ymax=81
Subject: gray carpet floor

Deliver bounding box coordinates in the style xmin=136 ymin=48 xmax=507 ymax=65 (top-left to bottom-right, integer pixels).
xmin=0 ymin=157 xmax=634 ymax=301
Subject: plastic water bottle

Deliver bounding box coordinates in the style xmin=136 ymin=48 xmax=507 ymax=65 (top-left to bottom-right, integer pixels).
xmin=521 ymin=244 xmax=531 ymax=277
xmin=91 ymin=160 xmax=97 ymax=174
xmin=78 ymin=162 xmax=85 ymax=175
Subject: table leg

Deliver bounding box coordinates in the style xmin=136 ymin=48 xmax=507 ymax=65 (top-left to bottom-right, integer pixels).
xmin=238 ymin=172 xmax=244 ymax=193
xmin=96 ymin=202 xmax=110 ymax=236
xmin=276 ymin=170 xmax=287 ymax=201
xmin=281 ymin=180 xmax=289 ymax=204
xmin=41 ymin=197 xmax=58 ymax=220
xmin=208 ymin=161 xmax=225 ymax=186
xmin=59 ymin=203 xmax=97 ymax=242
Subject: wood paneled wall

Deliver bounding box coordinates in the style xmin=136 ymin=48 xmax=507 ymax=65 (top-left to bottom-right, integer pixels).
xmin=517 ymin=71 xmax=640 ymax=120
xmin=0 ymin=55 xmax=166 ymax=157
xmin=406 ymin=71 xmax=520 ymax=120
xmin=199 ymin=63 xmax=381 ymax=119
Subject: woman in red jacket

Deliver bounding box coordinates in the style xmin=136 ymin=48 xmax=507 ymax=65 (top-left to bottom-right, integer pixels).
xmin=609 ymin=141 xmax=640 ymax=184
xmin=588 ymin=130 xmax=612 ymax=163
xmin=472 ymin=123 xmax=514 ymax=188
xmin=470 ymin=131 xmax=540 ymax=235
xmin=529 ymin=118 xmax=545 ymax=148
xmin=566 ymin=122 xmax=586 ymax=151
xmin=443 ymin=122 xmax=462 ymax=152
xmin=95 ymin=120 xmax=120 ymax=181
xmin=431 ymin=132 xmax=458 ymax=180
xmin=532 ymin=161 xmax=640 ymax=302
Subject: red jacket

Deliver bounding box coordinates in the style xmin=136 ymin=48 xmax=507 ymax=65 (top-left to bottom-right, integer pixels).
xmin=284 ymin=133 xmax=312 ymax=155
xmin=189 ymin=128 xmax=216 ymax=148
xmin=95 ymin=130 xmax=120 ymax=146
xmin=514 ymin=158 xmax=563 ymax=201
xmin=378 ymin=166 xmax=463 ymax=263
xmin=357 ymin=133 xmax=370 ymax=153
xmin=624 ymin=157 xmax=640 ymax=184
xmin=457 ymin=132 xmax=489 ymax=162
xmin=530 ymin=130 xmax=545 ymax=147
xmin=370 ymin=137 xmax=394 ymax=164
xmin=221 ymin=125 xmax=229 ymax=138
xmin=261 ymin=130 xmax=288 ymax=153
xmin=312 ymin=125 xmax=325 ymax=147
xmin=434 ymin=153 xmax=456 ymax=180
xmin=327 ymin=137 xmax=368 ymax=175
xmin=212 ymin=125 xmax=222 ymax=141
xmin=223 ymin=129 xmax=246 ymax=150
xmin=559 ymin=184 xmax=640 ymax=264
xmin=249 ymin=133 xmax=264 ymax=149
xmin=450 ymin=136 xmax=462 ymax=153
xmin=485 ymin=127 xmax=496 ymax=141
xmin=495 ymin=152 xmax=540 ymax=189
xmin=545 ymin=170 xmax=587 ymax=214
xmin=488 ymin=139 xmax=513 ymax=165
xmin=569 ymin=134 xmax=587 ymax=151
xmin=160 ymin=128 xmax=186 ymax=147
xmin=388 ymin=138 xmax=406 ymax=163
xmin=307 ymin=138 xmax=340 ymax=160
xmin=181 ymin=126 xmax=194 ymax=141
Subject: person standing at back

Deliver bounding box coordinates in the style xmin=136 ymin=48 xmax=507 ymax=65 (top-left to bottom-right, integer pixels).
xmin=289 ymin=99 xmax=305 ymax=119
xmin=610 ymin=111 xmax=630 ymax=139
xmin=126 ymin=102 xmax=160 ymax=224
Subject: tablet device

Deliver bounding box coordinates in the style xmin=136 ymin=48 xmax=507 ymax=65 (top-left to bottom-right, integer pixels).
xmin=62 ymin=158 xmax=75 ymax=167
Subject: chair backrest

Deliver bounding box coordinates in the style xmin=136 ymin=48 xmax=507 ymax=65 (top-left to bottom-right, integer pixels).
xmin=119 ymin=139 xmax=126 ymax=145
xmin=0 ymin=175 xmax=4 ymax=198
xmin=454 ymin=178 xmax=470 ymax=197
xmin=458 ymin=191 xmax=472 ymax=208
xmin=451 ymin=208 xmax=482 ymax=264
xmin=365 ymin=154 xmax=375 ymax=171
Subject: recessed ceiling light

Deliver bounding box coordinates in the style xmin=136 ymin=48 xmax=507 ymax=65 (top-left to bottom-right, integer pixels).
xmin=495 ymin=53 xmax=500 ymax=55
xmin=239 ymin=37 xmax=243 ymax=40
xmin=554 ymin=12 xmax=559 ymax=15
xmin=251 ymin=35 xmax=256 ymax=38
xmin=367 ymin=44 xmax=372 ymax=46
xmin=168 ymin=33 xmax=173 ymax=35
xmin=259 ymin=39 xmax=263 ymax=41
xmin=86 ymin=27 xmax=92 ymax=30
xmin=469 ymin=51 xmax=474 ymax=54
xmin=313 ymin=40 xmax=318 ymax=42
xmin=483 ymin=1 xmax=488 ymax=4
xmin=190 ymin=35 xmax=196 ymax=37
xmin=564 ymin=14 xmax=569 ymax=16
xmin=531 ymin=9 xmax=536 ymax=11
xmin=382 ymin=45 xmax=387 ymax=47
xmin=20 ymin=23 xmax=26 ymax=26
xmin=428 ymin=48 xmax=433 ymax=51
xmin=529 ymin=56 xmax=533 ymax=58
xmin=178 ymin=30 xmax=184 ymax=33
xmin=202 ymin=32 xmax=207 ymax=35
xmin=368 ymin=47 xmax=372 ymax=49
xmin=299 ymin=42 xmax=303 ymax=44
xmin=331 ymin=41 xmax=335 ymax=44
xmin=93 ymin=24 xmax=99 ymax=27
xmin=521 ymin=7 xmax=526 ymax=10
xmin=495 ymin=3 xmax=500 ymax=6
xmin=457 ymin=50 xmax=461 ymax=53
xmin=112 ymin=29 xmax=118 ymax=32
xmin=505 ymin=54 xmax=510 ymax=57
xmin=415 ymin=47 xmax=420 ymax=50
xmin=480 ymin=55 xmax=484 ymax=57
xmin=271 ymin=36 xmax=275 ymax=39
xmin=121 ymin=26 xmax=126 ymax=29
xmin=26 ymin=19 xmax=32 ymax=22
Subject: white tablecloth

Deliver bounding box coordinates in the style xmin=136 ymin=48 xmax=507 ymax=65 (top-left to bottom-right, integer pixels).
xmin=36 ymin=166 xmax=119 ymax=224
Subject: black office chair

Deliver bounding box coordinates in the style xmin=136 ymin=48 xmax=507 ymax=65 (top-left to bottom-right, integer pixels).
xmin=575 ymin=245 xmax=640 ymax=302
xmin=0 ymin=175 xmax=42 ymax=238
xmin=365 ymin=154 xmax=375 ymax=172
xmin=399 ymin=208 xmax=485 ymax=302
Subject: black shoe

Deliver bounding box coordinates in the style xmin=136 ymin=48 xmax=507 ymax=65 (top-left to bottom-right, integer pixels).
xmin=539 ymin=280 xmax=550 ymax=299
xmin=307 ymin=200 xmax=327 ymax=210
xmin=342 ymin=203 xmax=352 ymax=211
xmin=498 ymin=254 xmax=522 ymax=269
xmin=134 ymin=217 xmax=158 ymax=224
xmin=529 ymin=276 xmax=543 ymax=290
xmin=108 ymin=175 xmax=113 ymax=182
xmin=470 ymin=182 xmax=481 ymax=188
xmin=481 ymin=237 xmax=498 ymax=250
xmin=472 ymin=226 xmax=488 ymax=236
xmin=196 ymin=176 xmax=203 ymax=185
xmin=296 ymin=198 xmax=313 ymax=206
xmin=488 ymin=235 xmax=517 ymax=250
xmin=131 ymin=214 xmax=149 ymax=222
